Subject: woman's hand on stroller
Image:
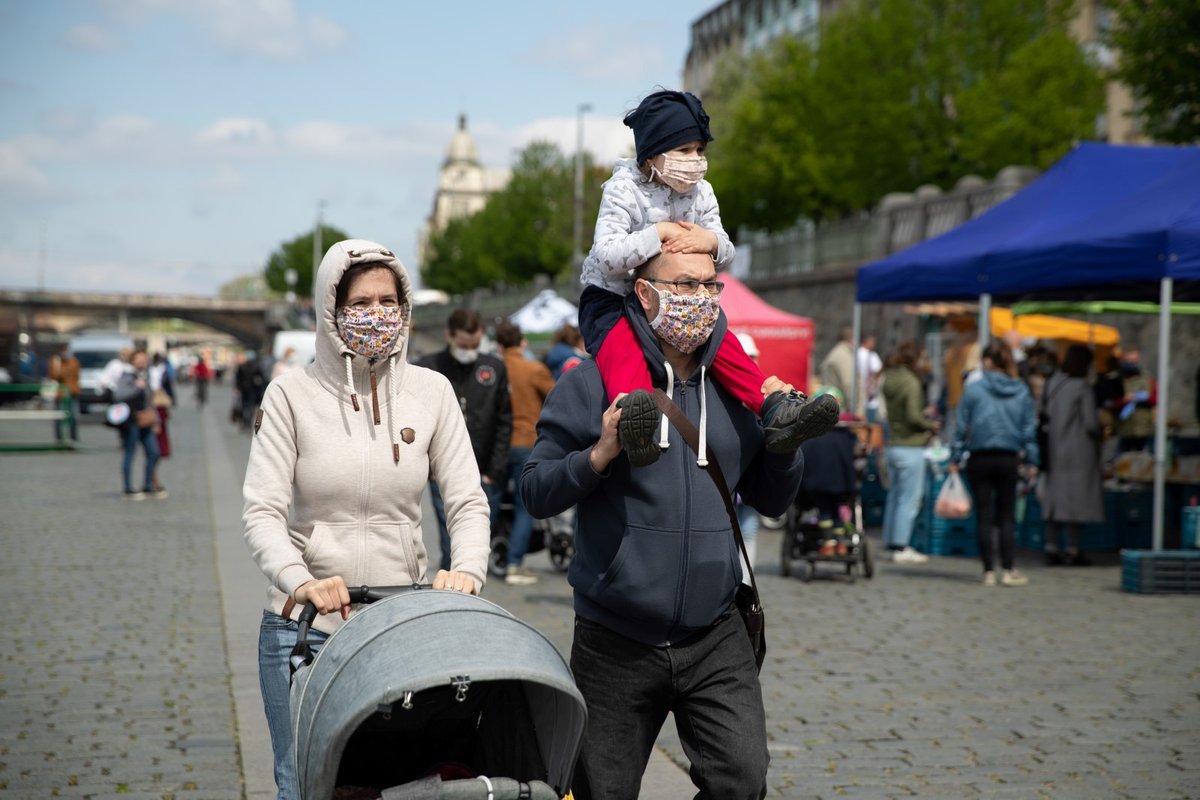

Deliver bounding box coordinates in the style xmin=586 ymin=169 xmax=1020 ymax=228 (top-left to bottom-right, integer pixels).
xmin=294 ymin=576 xmax=352 ymax=620
xmin=433 ymin=569 xmax=479 ymax=595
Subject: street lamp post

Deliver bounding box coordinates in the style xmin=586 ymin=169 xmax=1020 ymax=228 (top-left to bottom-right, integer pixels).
xmin=572 ymin=103 xmax=592 ymax=275
xmin=311 ymin=200 xmax=325 ymax=297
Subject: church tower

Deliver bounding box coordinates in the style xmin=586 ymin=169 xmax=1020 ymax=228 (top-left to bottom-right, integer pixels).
xmin=418 ymin=115 xmax=509 ymax=269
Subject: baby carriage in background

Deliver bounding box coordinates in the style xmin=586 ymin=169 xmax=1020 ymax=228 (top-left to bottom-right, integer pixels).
xmin=781 ymin=421 xmax=877 ymax=582
xmin=489 ymin=483 xmax=575 ymax=578
xmin=289 ymin=586 xmax=586 ymax=799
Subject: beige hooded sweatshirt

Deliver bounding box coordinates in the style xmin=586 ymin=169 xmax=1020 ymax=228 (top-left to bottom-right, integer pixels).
xmin=243 ymin=239 xmax=490 ymax=633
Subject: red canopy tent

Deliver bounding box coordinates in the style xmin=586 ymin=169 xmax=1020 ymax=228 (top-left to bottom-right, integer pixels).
xmin=721 ymin=275 xmax=815 ymax=394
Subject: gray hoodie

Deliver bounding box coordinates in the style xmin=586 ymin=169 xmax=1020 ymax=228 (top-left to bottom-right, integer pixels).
xmin=242 ymin=240 xmax=491 ymax=633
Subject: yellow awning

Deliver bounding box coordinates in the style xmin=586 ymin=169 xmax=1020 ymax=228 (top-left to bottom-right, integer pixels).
xmin=990 ymin=307 xmax=1120 ymax=346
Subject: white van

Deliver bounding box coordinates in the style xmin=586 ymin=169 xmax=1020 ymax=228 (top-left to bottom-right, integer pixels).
xmin=271 ymin=330 xmax=317 ymax=374
xmin=70 ymin=332 xmax=135 ymax=412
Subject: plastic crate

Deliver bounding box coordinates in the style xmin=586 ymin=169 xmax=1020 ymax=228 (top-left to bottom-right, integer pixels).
xmin=912 ymin=516 xmax=978 ymax=557
xmin=861 ymin=475 xmax=887 ymax=528
xmin=1182 ymin=506 xmax=1199 ymax=549
xmin=1121 ymin=549 xmax=1200 ymax=594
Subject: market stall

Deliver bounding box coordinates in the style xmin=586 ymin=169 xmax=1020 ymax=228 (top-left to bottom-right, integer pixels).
xmin=719 ymin=275 xmax=815 ymax=394
xmin=857 ymin=142 xmax=1200 ymax=550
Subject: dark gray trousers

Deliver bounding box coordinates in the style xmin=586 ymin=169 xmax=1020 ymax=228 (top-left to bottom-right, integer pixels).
xmin=569 ymin=607 xmax=769 ymax=800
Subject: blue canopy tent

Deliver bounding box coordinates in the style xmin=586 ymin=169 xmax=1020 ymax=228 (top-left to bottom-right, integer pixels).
xmin=856 ymin=143 xmax=1200 ymax=549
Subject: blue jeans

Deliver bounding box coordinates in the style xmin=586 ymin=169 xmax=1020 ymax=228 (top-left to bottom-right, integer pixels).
xmin=569 ymin=610 xmax=769 ymax=799
xmin=121 ymin=423 xmax=160 ymax=492
xmin=258 ymin=611 xmax=328 ymax=800
xmin=430 ymin=480 xmax=503 ymax=572
xmin=883 ymin=446 xmax=926 ymax=549
xmin=507 ymin=447 xmax=534 ymax=566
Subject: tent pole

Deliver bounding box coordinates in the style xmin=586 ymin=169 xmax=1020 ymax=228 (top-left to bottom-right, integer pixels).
xmin=1152 ymin=278 xmax=1172 ymax=551
xmin=851 ymin=303 xmax=862 ymax=416
xmin=978 ymin=293 xmax=992 ymax=349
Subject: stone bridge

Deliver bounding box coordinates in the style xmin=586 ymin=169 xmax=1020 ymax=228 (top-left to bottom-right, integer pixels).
xmin=0 ymin=289 xmax=276 ymax=348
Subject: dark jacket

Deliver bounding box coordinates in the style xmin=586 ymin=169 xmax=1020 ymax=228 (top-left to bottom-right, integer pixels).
xmin=799 ymin=426 xmax=857 ymax=497
xmin=521 ymin=293 xmax=804 ymax=646
xmin=415 ymin=349 xmax=512 ymax=484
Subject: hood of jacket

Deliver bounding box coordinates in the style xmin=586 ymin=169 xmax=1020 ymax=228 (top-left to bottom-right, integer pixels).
xmin=611 ymin=157 xmax=646 ymax=184
xmin=313 ymin=239 xmax=413 ymax=383
xmin=981 ymin=369 xmax=1026 ymax=398
xmin=312 ymin=239 xmax=415 ymax=463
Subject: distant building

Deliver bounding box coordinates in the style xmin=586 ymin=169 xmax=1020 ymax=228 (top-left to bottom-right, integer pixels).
xmin=683 ymin=0 xmax=841 ymax=97
xmin=1069 ymin=0 xmax=1147 ymax=144
xmin=417 ymin=114 xmax=510 ymax=269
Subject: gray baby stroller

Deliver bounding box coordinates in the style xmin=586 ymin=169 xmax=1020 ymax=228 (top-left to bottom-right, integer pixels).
xmin=290 ymin=586 xmax=586 ymax=799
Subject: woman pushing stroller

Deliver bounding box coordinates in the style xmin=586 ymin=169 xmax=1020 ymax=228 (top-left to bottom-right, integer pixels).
xmin=243 ymin=239 xmax=492 ymax=800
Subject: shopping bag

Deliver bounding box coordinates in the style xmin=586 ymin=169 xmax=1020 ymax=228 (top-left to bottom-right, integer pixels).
xmin=934 ymin=472 xmax=973 ymax=519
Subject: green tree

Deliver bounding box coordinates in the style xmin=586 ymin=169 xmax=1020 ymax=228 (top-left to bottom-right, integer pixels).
xmin=706 ymin=0 xmax=1101 ymax=231
xmin=263 ymin=224 xmax=350 ymax=299
xmin=422 ymin=141 xmax=607 ymax=294
xmin=1111 ymin=0 xmax=1200 ymax=143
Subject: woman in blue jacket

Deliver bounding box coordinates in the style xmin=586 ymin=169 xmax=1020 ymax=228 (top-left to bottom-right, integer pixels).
xmin=952 ymin=341 xmax=1038 ymax=587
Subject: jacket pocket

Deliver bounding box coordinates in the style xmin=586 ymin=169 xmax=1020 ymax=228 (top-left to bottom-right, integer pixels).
xmin=678 ymin=525 xmax=740 ymax=630
xmin=363 ymin=521 xmax=420 ymax=587
xmin=587 ymin=525 xmax=683 ymax=629
xmin=302 ymin=521 xmax=358 ymax=583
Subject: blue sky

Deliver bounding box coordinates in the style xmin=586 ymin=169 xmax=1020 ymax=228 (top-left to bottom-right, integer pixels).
xmin=0 ymin=0 xmax=716 ymax=295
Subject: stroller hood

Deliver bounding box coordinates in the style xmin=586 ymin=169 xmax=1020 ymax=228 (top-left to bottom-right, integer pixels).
xmin=291 ymin=590 xmax=586 ymax=799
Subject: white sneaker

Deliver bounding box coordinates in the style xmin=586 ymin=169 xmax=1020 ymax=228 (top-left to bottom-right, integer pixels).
xmin=1001 ymin=570 xmax=1028 ymax=587
xmin=504 ymin=566 xmax=538 ymax=586
xmin=982 ymin=571 xmax=997 ymax=587
xmin=892 ymin=547 xmax=930 ymax=564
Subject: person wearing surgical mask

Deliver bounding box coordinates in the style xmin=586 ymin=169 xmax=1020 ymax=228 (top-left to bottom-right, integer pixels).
xmin=243 ymin=241 xmax=490 ymax=799
xmin=416 ymin=308 xmax=513 ymax=571
xmin=576 ymin=88 xmax=838 ymax=473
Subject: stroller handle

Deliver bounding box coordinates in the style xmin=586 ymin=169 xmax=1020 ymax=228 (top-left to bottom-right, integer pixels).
xmin=290 ymin=583 xmax=431 ymax=676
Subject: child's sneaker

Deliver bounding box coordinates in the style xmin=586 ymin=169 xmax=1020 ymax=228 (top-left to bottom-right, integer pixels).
xmin=761 ymin=391 xmax=840 ymax=453
xmin=616 ymin=389 xmax=662 ymax=467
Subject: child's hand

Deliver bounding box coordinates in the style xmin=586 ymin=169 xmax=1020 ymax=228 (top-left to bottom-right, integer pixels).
xmin=759 ymin=376 xmax=794 ymax=396
xmin=663 ymin=221 xmax=718 ymax=256
xmin=655 ymin=221 xmax=687 ymax=242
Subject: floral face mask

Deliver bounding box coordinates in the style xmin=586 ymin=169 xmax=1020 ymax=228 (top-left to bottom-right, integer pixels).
xmin=647 ymin=285 xmax=720 ymax=354
xmin=336 ymin=305 xmax=405 ymax=359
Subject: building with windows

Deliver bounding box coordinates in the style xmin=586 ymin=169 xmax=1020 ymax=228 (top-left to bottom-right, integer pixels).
xmin=683 ymin=0 xmax=840 ymax=97
xmin=417 ymin=115 xmax=510 ymax=268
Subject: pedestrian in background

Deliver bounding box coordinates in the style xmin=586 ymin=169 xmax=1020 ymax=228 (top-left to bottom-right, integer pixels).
xmin=820 ymin=325 xmax=856 ymax=403
xmin=881 ymin=340 xmax=937 ymax=563
xmin=545 ymin=323 xmax=587 ymax=379
xmin=952 ymin=341 xmax=1038 ymax=587
xmin=270 ymin=346 xmax=300 ymax=381
xmin=1116 ymin=348 xmax=1156 ymax=452
xmin=856 ymin=332 xmax=883 ymax=420
xmin=1041 ymin=345 xmax=1104 ymax=566
xmin=47 ymin=343 xmax=80 ymax=442
xmin=114 ymin=349 xmax=164 ymax=500
xmin=243 ymin=240 xmax=490 ymax=799
xmin=495 ymin=320 xmax=556 ymax=585
xmin=416 ymin=308 xmax=512 ymax=571
xmin=149 ymin=353 xmax=175 ymax=495
xmin=235 ymin=351 xmax=266 ymax=432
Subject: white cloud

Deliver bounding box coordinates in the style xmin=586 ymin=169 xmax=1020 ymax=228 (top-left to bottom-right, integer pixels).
xmin=0 ymin=143 xmax=52 ymax=191
xmin=517 ymin=24 xmax=667 ymax=82
xmin=63 ymin=23 xmax=121 ymax=52
xmin=474 ymin=115 xmax=634 ymax=169
xmin=197 ymin=117 xmax=279 ymax=155
xmin=95 ymin=0 xmax=348 ymax=60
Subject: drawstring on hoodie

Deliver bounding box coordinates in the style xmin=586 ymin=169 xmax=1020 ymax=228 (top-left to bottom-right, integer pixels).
xmin=657 ymin=360 xmax=708 ymax=467
xmin=343 ymin=354 xmax=360 ymax=411
xmin=343 ymin=351 xmax=402 ymax=465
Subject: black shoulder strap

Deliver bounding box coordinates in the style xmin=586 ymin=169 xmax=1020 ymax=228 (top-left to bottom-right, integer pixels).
xmin=652 ymin=389 xmax=761 ymax=602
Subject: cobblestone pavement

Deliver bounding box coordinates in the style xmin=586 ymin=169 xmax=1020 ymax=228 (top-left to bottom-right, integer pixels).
xmin=3 ymin=387 xmax=1199 ymax=799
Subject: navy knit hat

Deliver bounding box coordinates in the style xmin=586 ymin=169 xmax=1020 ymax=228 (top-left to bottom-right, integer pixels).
xmin=624 ymin=90 xmax=713 ymax=166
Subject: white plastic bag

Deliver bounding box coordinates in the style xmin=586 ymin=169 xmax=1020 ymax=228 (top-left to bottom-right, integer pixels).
xmin=934 ymin=472 xmax=973 ymax=519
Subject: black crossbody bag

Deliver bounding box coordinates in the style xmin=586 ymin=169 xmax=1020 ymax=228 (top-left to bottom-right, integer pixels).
xmin=653 ymin=389 xmax=766 ymax=672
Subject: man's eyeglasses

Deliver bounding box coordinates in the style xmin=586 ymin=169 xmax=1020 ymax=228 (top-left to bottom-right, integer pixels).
xmin=645 ymin=278 xmax=725 ymax=296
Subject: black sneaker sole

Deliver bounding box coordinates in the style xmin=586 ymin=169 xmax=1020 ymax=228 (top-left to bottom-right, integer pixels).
xmin=617 ymin=389 xmax=662 ymax=467
xmin=765 ymin=393 xmax=841 ymax=453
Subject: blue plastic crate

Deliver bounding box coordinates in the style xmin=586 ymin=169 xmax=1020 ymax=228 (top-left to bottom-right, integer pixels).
xmin=861 ymin=475 xmax=887 ymax=528
xmin=1121 ymin=549 xmax=1200 ymax=594
xmin=1182 ymin=506 xmax=1199 ymax=549
xmin=912 ymin=516 xmax=978 ymax=557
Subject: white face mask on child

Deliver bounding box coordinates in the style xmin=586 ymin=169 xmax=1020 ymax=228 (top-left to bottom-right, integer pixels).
xmin=653 ymin=154 xmax=708 ymax=193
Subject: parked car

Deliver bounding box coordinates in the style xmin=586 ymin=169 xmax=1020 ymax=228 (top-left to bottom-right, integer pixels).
xmin=70 ymin=332 xmax=135 ymax=413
